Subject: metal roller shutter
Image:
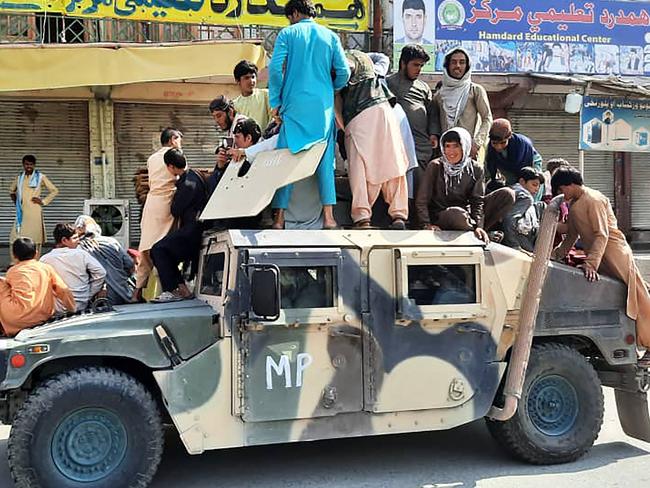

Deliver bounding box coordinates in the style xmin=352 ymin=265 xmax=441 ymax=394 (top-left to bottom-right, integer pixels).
xmin=631 ymin=153 xmax=650 ymax=229
xmin=0 ymin=101 xmax=91 ymax=243
xmin=509 ymin=110 xmax=614 ymax=203
xmin=114 ymin=103 xmax=225 ymax=245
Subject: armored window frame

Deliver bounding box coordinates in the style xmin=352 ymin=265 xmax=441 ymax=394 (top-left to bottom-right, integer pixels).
xmin=197 ymin=241 xmax=230 ymax=310
xmin=246 ymin=248 xmax=344 ymax=325
xmin=395 ymin=247 xmax=486 ymax=320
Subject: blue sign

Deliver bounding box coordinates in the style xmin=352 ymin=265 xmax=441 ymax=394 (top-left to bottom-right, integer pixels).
xmin=580 ymin=96 xmax=650 ymax=152
xmin=393 ymin=0 xmax=650 ymax=74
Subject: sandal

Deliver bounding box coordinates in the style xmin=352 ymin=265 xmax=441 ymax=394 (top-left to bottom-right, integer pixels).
xmin=390 ymin=218 xmax=406 ymax=230
xmin=354 ymin=219 xmax=371 ymax=229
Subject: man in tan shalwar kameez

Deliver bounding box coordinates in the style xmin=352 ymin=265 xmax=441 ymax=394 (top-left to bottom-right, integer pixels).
xmin=336 ymin=50 xmax=409 ymax=229
xmin=133 ymin=128 xmax=182 ymax=300
xmin=9 ymin=155 xmax=59 ymax=256
xmin=552 ymin=167 xmax=650 ymax=364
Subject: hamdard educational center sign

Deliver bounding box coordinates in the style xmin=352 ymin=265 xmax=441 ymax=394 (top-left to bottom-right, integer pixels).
xmin=393 ymin=0 xmax=650 ymax=74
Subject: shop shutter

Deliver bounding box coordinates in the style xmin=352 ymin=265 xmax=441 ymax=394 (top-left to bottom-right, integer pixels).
xmin=0 ymin=101 xmax=91 ymax=243
xmin=113 ymin=103 xmax=225 ymax=245
xmin=509 ymin=110 xmax=614 ymax=203
xmin=631 ymin=153 xmax=650 ymax=229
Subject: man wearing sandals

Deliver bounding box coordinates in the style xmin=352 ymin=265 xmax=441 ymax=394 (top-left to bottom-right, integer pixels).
xmin=336 ymin=50 xmax=410 ymax=229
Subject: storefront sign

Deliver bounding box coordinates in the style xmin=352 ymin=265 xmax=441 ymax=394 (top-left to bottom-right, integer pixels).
xmin=393 ymin=0 xmax=650 ymax=74
xmin=580 ymin=96 xmax=650 ymax=152
xmin=0 ymin=0 xmax=368 ymax=31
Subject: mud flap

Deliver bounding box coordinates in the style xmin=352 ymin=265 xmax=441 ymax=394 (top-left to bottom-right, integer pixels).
xmin=614 ymin=388 xmax=650 ymax=442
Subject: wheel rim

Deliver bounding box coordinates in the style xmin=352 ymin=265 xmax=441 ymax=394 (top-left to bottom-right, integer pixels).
xmin=527 ymin=374 xmax=579 ymax=436
xmin=51 ymin=407 xmax=128 ymax=482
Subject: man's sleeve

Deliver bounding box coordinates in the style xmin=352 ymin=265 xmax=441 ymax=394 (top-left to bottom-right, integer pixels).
xmin=367 ymin=52 xmax=390 ymax=77
xmin=427 ymin=89 xmax=442 ymax=137
xmin=49 ymin=266 xmax=76 ymax=312
xmin=41 ymin=174 xmax=59 ymax=206
xmin=470 ymin=166 xmax=486 ymax=228
xmin=245 ymin=135 xmax=279 ymax=162
xmin=415 ymin=163 xmax=435 ymax=226
xmin=9 ymin=177 xmax=17 ymax=196
xmin=584 ymin=199 xmax=610 ymax=270
xmin=269 ymin=30 xmax=289 ymax=110
xmin=170 ymin=177 xmax=197 ymax=218
xmin=331 ymin=34 xmax=351 ymax=91
xmin=85 ymin=252 xmax=107 ymax=298
xmin=120 ymin=247 xmax=135 ymax=273
xmin=532 ymin=150 xmax=543 ymax=172
xmin=474 ymin=85 xmax=493 ymax=147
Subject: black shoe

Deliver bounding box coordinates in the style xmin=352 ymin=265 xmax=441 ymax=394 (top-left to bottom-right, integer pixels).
xmin=390 ymin=218 xmax=406 ymax=230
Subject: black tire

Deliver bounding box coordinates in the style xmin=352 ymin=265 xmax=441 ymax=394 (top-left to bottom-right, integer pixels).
xmin=8 ymin=367 xmax=164 ymax=488
xmin=486 ymin=343 xmax=604 ymax=465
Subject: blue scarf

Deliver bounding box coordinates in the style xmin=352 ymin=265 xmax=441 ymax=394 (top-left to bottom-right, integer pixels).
xmin=15 ymin=170 xmax=42 ymax=233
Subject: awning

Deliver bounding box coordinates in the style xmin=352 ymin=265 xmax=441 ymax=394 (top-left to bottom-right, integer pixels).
xmin=0 ymin=41 xmax=266 ymax=92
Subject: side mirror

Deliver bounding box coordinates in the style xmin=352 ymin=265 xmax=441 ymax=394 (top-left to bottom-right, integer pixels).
xmin=250 ymin=266 xmax=280 ymax=321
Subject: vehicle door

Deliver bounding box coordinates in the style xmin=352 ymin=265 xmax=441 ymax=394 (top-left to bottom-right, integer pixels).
xmin=365 ymin=246 xmax=502 ymax=413
xmin=239 ymin=248 xmax=363 ymax=422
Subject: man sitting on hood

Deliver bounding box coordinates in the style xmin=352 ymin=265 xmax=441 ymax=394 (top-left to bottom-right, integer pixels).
xmin=434 ymin=48 xmax=492 ymax=160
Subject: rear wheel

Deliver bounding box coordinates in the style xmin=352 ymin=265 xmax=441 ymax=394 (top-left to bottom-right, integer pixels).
xmin=8 ymin=367 xmax=164 ymax=488
xmin=486 ymin=343 xmax=604 ymax=464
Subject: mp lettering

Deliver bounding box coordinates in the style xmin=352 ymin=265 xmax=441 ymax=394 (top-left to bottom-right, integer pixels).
xmin=265 ymin=353 xmax=313 ymax=390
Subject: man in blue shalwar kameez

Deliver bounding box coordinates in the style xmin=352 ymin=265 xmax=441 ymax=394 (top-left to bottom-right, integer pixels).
xmin=268 ymin=0 xmax=350 ymax=229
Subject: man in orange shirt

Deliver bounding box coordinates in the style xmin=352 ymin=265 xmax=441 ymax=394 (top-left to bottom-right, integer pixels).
xmin=0 ymin=237 xmax=75 ymax=336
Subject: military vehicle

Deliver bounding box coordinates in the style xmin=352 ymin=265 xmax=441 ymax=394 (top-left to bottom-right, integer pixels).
xmin=0 ymin=199 xmax=649 ymax=488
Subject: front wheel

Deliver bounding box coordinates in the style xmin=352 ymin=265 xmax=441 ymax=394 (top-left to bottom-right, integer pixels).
xmin=8 ymin=367 xmax=164 ymax=488
xmin=486 ymin=343 xmax=604 ymax=464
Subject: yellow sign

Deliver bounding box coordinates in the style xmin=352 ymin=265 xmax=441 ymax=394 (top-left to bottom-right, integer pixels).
xmin=0 ymin=0 xmax=368 ymax=31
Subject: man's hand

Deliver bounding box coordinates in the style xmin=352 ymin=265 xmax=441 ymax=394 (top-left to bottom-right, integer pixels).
xmin=579 ymin=263 xmax=599 ymax=282
xmin=470 ymin=143 xmax=479 ymax=159
xmin=474 ymin=227 xmax=490 ymax=243
xmin=215 ymin=149 xmax=229 ymax=169
xmin=430 ymin=134 xmax=439 ymax=149
xmin=424 ymin=224 xmax=441 ymax=231
xmin=271 ymin=107 xmax=282 ymax=125
xmin=31 ymin=197 xmax=43 ymax=205
xmin=227 ymin=148 xmax=246 ymax=162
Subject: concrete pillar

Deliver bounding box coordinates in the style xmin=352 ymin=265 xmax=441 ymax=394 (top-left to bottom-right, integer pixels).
xmin=88 ymin=98 xmax=116 ymax=198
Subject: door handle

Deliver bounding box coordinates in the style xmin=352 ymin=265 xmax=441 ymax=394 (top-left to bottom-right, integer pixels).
xmin=329 ymin=327 xmax=362 ymax=338
xmin=456 ymin=324 xmax=489 ymax=335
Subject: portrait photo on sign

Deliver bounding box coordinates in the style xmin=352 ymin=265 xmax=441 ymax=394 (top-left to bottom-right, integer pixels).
xmin=393 ymin=0 xmax=435 ymax=45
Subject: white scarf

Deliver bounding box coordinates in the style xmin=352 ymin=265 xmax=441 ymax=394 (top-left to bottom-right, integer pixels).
xmin=439 ymin=48 xmax=473 ymax=129
xmin=441 ymin=127 xmax=474 ymax=194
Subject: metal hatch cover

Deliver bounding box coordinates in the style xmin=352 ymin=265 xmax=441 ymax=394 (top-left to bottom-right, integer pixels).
xmin=200 ymin=142 xmax=326 ymax=221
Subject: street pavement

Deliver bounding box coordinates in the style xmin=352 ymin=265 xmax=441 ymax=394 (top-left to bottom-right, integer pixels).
xmin=0 ymin=388 xmax=648 ymax=488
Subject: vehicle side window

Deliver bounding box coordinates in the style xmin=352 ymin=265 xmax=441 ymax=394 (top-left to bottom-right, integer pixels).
xmin=280 ymin=266 xmax=336 ymax=309
xmin=407 ymin=264 xmax=477 ymax=305
xmin=200 ymin=252 xmax=226 ymax=296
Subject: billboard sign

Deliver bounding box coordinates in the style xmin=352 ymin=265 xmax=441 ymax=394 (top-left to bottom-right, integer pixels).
xmin=580 ymin=96 xmax=650 ymax=152
xmin=393 ymin=0 xmax=650 ymax=74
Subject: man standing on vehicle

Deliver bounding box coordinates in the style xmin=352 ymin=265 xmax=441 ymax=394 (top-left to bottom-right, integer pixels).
xmin=0 ymin=237 xmax=75 ymax=336
xmin=9 ymin=154 xmax=59 ymax=257
xmin=434 ymin=48 xmax=492 ymax=160
xmin=232 ymin=60 xmax=273 ymax=131
xmin=268 ymin=0 xmax=350 ymax=229
xmin=151 ymin=149 xmax=209 ymax=302
xmin=387 ymin=44 xmax=441 ymax=221
xmin=552 ymin=167 xmax=650 ymax=366
xmin=133 ymin=128 xmax=182 ymax=302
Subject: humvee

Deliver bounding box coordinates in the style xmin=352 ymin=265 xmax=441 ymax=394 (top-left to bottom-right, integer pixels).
xmin=0 ymin=200 xmax=649 ymax=488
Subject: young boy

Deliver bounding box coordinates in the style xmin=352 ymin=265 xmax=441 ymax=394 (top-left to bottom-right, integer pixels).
xmin=232 ymin=60 xmax=273 ymax=131
xmin=502 ymin=167 xmax=546 ymax=252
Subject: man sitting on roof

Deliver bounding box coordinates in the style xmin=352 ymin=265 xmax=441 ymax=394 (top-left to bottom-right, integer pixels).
xmin=0 ymin=237 xmax=75 ymax=336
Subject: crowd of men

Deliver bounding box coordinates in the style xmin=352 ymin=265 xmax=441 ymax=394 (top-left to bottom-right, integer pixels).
xmin=1 ymin=0 xmax=649 ymax=364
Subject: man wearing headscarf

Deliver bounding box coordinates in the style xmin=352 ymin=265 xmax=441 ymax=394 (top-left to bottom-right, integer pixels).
xmin=415 ymin=127 xmax=514 ymax=242
xmin=336 ymin=50 xmax=409 ymax=229
xmin=9 ymin=155 xmax=59 ymax=256
xmin=434 ymin=48 xmax=492 ymax=160
xmin=76 ymin=215 xmax=135 ymax=306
